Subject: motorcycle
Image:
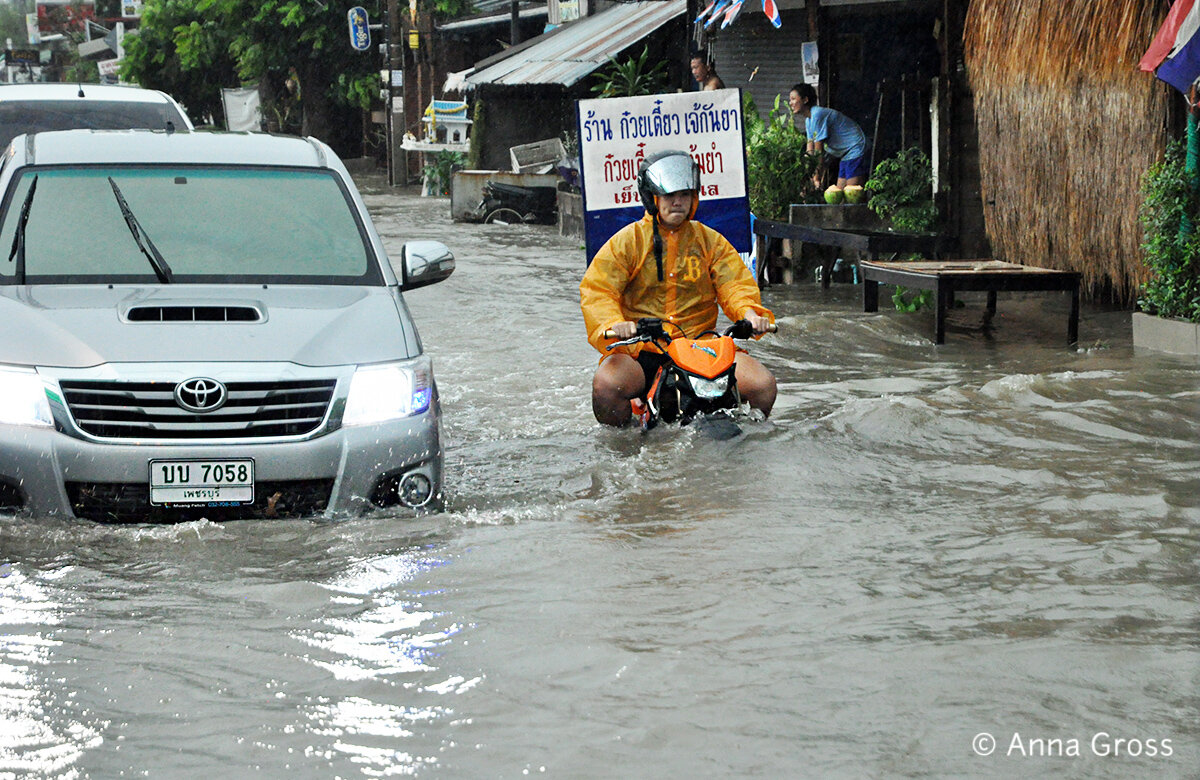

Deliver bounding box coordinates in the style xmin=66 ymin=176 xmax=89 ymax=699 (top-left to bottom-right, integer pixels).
xmin=475 ymin=180 xmax=558 ymax=224
xmin=603 ymin=318 xmax=778 ymax=439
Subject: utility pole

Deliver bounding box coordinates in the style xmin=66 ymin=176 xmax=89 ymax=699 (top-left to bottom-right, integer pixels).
xmin=387 ymin=0 xmax=401 ymax=186
xmin=510 ymin=0 xmax=521 ymax=46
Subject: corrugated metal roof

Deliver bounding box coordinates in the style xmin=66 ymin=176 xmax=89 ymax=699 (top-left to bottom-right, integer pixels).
xmin=471 ymin=0 xmax=541 ymax=15
xmin=465 ymin=0 xmax=685 ymax=88
xmin=438 ymin=6 xmax=547 ymax=33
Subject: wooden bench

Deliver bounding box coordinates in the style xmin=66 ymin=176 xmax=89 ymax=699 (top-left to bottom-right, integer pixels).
xmin=860 ymin=260 xmax=1081 ymax=344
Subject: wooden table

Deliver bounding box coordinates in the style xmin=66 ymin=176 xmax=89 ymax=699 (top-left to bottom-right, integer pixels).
xmin=752 ymin=217 xmax=947 ymax=287
xmin=861 ymin=260 xmax=1081 ymax=344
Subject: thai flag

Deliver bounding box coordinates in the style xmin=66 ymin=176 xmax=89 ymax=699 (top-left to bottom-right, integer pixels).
xmin=762 ymin=0 xmax=781 ymax=28
xmin=720 ymin=0 xmax=744 ymax=29
xmin=694 ymin=0 xmax=718 ymax=24
xmin=1141 ymin=0 xmax=1200 ymax=94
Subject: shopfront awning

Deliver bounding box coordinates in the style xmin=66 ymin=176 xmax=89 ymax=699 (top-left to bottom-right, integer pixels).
xmin=465 ymin=0 xmax=685 ymax=88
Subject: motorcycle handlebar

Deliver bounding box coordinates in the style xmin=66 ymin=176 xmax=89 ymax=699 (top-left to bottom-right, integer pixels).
xmin=603 ymin=321 xmax=778 ymax=340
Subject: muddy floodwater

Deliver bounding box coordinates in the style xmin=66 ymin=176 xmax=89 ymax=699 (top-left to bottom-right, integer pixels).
xmin=2 ymin=179 xmax=1197 ymax=779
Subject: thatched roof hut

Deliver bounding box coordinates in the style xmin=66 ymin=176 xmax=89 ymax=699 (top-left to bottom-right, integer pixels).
xmin=964 ymin=0 xmax=1175 ymax=300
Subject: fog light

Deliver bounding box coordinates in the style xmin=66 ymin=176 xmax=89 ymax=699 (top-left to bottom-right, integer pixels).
xmin=397 ymin=472 xmax=433 ymax=507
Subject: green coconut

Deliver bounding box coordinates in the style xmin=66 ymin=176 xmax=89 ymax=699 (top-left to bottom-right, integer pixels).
xmin=824 ymin=186 xmax=844 ymax=205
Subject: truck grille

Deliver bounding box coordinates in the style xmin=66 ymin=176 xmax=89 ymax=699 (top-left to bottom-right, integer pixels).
xmin=58 ymin=378 xmax=337 ymax=440
xmin=66 ymin=479 xmax=335 ymax=522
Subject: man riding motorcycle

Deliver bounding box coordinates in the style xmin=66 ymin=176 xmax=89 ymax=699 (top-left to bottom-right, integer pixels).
xmin=580 ymin=149 xmax=777 ymax=427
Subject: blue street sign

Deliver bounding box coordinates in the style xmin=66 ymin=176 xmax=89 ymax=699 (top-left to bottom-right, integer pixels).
xmin=348 ymin=7 xmax=370 ymax=52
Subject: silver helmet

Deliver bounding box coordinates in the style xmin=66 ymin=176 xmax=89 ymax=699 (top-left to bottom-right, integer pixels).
xmin=636 ymin=150 xmax=701 ymax=215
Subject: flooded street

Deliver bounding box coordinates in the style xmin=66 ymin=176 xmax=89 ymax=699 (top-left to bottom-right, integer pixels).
xmin=2 ymin=178 xmax=1198 ymax=778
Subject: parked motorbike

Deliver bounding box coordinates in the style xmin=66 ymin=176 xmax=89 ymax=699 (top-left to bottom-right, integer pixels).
xmin=603 ymin=318 xmax=777 ymax=439
xmin=476 ymin=180 xmax=557 ymax=224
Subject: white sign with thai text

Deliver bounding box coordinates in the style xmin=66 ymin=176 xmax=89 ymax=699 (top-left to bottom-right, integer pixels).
xmin=577 ymin=88 xmax=745 ymax=213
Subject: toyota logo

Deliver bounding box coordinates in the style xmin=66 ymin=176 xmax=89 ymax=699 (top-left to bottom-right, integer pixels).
xmin=174 ymin=377 xmax=227 ymax=413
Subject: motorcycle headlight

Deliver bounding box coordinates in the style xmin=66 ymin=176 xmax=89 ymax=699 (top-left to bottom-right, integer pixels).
xmin=0 ymin=365 xmax=53 ymax=427
xmin=687 ymin=373 xmax=729 ymax=399
xmin=343 ymin=358 xmax=432 ymax=426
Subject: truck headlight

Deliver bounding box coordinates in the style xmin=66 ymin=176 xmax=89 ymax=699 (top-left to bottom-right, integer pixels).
xmin=0 ymin=366 xmax=53 ymax=427
xmin=343 ymin=358 xmax=432 ymax=425
xmin=688 ymin=373 xmax=729 ymax=399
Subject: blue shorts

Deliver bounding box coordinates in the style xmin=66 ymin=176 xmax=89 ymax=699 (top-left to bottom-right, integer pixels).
xmin=838 ymin=155 xmax=868 ymax=181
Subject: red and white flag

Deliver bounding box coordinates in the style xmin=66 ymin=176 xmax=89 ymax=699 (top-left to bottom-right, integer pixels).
xmin=694 ymin=0 xmax=718 ymax=24
xmin=703 ymin=0 xmax=731 ymax=28
xmin=720 ymin=0 xmax=744 ymax=29
xmin=762 ymin=0 xmax=781 ymax=28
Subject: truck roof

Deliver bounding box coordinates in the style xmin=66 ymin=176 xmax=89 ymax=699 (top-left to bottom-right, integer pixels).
xmin=6 ymin=129 xmax=334 ymax=170
xmin=0 ymin=82 xmax=182 ymax=103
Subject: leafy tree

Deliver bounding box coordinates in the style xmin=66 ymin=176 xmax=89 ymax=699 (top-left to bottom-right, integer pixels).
xmin=122 ymin=1 xmax=239 ymax=125
xmin=0 ymin=4 xmax=29 ymax=47
xmin=124 ymin=0 xmax=386 ymax=154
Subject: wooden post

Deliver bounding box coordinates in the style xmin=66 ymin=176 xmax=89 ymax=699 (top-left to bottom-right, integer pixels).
xmin=806 ymin=0 xmax=821 ymax=100
xmin=863 ymin=276 xmax=879 ymax=312
xmin=935 ymin=282 xmax=949 ymax=344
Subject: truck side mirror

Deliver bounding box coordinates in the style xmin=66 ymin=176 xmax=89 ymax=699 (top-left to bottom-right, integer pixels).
xmin=399 ymin=240 xmax=455 ymax=291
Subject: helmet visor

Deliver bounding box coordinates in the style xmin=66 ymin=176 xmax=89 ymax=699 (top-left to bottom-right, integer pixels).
xmin=642 ymin=154 xmax=699 ymax=196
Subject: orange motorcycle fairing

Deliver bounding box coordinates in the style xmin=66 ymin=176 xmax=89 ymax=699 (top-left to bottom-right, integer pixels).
xmin=665 ymin=337 xmax=737 ymax=379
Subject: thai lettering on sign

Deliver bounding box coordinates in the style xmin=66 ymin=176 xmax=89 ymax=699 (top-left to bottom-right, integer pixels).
xmin=578 ymin=89 xmax=746 ymax=213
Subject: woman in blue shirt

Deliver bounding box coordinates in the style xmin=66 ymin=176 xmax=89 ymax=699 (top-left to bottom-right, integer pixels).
xmin=788 ymin=83 xmax=868 ymax=188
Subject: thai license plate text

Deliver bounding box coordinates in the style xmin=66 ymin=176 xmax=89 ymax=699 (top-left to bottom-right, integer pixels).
xmin=149 ymin=459 xmax=254 ymax=506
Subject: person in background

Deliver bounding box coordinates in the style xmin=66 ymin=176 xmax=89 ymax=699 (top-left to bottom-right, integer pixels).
xmin=691 ymin=55 xmax=725 ymax=91
xmin=788 ymin=83 xmax=868 ymax=189
xmin=580 ymin=150 xmax=775 ymax=427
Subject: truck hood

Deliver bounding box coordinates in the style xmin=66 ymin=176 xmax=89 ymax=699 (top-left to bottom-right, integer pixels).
xmin=0 ymin=285 xmax=415 ymax=368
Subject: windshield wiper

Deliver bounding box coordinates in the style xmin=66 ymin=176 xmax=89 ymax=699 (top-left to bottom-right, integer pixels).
xmin=6 ymin=175 xmax=37 ymax=284
xmin=108 ymin=176 xmax=173 ymax=283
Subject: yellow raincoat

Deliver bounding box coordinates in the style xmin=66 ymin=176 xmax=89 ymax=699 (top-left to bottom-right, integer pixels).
xmin=580 ymin=213 xmax=773 ymax=357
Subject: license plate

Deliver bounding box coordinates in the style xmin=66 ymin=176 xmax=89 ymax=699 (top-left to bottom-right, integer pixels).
xmin=149 ymin=459 xmax=254 ymax=506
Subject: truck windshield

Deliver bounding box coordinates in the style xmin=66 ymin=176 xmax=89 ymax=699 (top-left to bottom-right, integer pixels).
xmin=0 ymin=166 xmax=379 ymax=285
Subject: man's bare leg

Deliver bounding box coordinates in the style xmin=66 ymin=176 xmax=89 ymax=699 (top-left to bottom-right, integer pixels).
xmin=734 ymin=353 xmax=777 ymax=417
xmin=592 ymin=354 xmax=646 ymax=426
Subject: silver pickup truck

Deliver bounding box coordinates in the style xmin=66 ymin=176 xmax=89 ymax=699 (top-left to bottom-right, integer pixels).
xmin=0 ymin=129 xmax=453 ymax=522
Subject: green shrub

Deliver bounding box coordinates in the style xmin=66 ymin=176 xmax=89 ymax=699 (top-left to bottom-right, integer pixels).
xmin=745 ymin=93 xmax=819 ymax=220
xmin=590 ymin=45 xmax=667 ymax=99
xmin=1138 ymin=140 xmax=1200 ymax=323
xmin=422 ymin=150 xmax=464 ymax=197
xmin=865 ymin=147 xmax=938 ymax=233
xmin=866 ymin=147 xmax=938 ymax=310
